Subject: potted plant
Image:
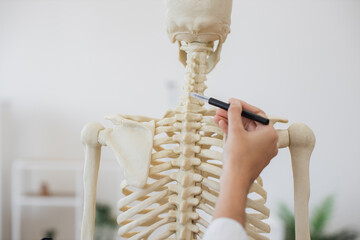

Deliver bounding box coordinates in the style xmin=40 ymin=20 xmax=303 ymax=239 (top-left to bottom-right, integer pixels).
xmin=278 ymin=196 xmax=358 ymax=240
xmin=94 ymin=203 xmax=118 ymax=240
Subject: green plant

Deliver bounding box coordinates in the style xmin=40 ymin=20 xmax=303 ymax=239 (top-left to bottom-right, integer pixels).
xmin=279 ymin=202 xmax=296 ymax=240
xmin=43 ymin=228 xmax=56 ymax=239
xmin=311 ymin=195 xmax=334 ymax=239
xmin=278 ymin=196 xmax=358 ymax=240
xmin=94 ymin=202 xmax=117 ymax=240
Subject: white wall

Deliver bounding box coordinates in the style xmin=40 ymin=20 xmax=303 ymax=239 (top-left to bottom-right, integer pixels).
xmin=0 ymin=104 xmax=3 ymax=239
xmin=0 ymin=0 xmax=359 ymax=239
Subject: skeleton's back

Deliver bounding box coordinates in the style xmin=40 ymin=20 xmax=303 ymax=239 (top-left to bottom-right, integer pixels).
xmin=80 ymin=1 xmax=315 ymax=239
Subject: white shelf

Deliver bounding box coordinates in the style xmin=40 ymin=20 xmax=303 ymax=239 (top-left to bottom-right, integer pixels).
xmin=19 ymin=196 xmax=80 ymax=207
xmin=11 ymin=158 xmax=122 ymax=240
xmin=13 ymin=159 xmax=83 ymax=171
xmin=12 ymin=159 xmax=84 ymax=240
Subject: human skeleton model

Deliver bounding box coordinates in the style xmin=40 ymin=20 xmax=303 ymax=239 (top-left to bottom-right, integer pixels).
xmin=80 ymin=0 xmax=316 ymax=239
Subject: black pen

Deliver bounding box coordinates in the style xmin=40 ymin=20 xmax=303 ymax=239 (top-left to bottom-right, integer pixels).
xmin=190 ymin=92 xmax=269 ymax=125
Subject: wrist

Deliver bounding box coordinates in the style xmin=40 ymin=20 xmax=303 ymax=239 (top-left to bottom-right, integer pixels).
xmin=221 ymin=162 xmax=253 ymax=191
xmin=215 ymin=170 xmax=250 ymax=226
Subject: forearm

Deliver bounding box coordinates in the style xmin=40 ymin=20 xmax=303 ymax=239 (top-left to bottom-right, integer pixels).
xmin=212 ymin=99 xmax=278 ymax=228
xmin=213 ymin=165 xmax=251 ymax=226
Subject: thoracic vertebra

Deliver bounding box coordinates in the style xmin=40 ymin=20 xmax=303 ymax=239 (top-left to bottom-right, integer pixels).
xmin=81 ymin=0 xmax=315 ymax=237
xmin=111 ymin=42 xmax=270 ymax=240
xmin=80 ymin=40 xmax=315 ymax=240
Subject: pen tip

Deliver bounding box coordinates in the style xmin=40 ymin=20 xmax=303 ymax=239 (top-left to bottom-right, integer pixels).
xmin=189 ymin=92 xmax=209 ymax=102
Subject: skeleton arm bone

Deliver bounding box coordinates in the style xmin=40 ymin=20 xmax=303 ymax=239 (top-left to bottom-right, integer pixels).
xmin=81 ymin=115 xmax=158 ymax=240
xmin=271 ymin=117 xmax=315 ymax=240
xmin=211 ymin=111 xmax=314 ymax=239
xmin=288 ymin=123 xmax=315 ymax=240
xmin=80 ymin=122 xmax=105 ymax=240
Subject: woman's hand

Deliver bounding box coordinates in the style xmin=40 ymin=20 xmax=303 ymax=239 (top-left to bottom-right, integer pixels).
xmin=214 ymin=98 xmax=278 ymax=185
xmin=212 ymin=98 xmax=279 ymax=225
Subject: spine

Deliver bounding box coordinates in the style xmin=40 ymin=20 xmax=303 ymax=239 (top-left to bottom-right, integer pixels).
xmin=173 ymin=42 xmax=211 ymax=239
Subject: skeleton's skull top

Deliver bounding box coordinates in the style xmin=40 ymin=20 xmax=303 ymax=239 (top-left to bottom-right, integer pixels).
xmin=166 ymin=0 xmax=233 ymax=44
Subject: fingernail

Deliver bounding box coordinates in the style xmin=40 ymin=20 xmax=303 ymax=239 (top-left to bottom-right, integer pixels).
xmin=232 ymin=101 xmax=240 ymax=105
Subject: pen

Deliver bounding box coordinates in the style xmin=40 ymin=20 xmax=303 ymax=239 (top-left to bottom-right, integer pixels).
xmin=190 ymin=92 xmax=270 ymax=125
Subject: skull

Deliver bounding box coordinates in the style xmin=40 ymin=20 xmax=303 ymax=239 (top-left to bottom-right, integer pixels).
xmin=166 ymin=0 xmax=233 ymax=43
xmin=165 ymin=0 xmax=233 ymax=71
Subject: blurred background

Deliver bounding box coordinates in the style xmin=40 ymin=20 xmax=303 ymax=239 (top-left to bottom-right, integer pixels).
xmin=0 ymin=0 xmax=359 ymax=239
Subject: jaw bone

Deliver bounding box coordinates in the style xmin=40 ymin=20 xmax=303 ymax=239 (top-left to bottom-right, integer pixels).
xmin=165 ymin=0 xmax=233 ymax=72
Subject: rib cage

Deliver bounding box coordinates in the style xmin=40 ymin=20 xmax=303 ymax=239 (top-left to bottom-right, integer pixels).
xmin=114 ymin=42 xmax=270 ymax=240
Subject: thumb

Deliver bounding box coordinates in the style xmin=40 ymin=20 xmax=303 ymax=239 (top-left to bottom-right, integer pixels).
xmin=228 ymin=100 xmax=245 ymax=132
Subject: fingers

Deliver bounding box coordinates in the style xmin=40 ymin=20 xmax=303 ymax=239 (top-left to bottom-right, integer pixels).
xmin=215 ymin=98 xmax=266 ymax=133
xmin=214 ymin=115 xmax=228 ymax=135
xmin=214 ymin=115 xmax=228 ymax=125
xmin=216 ymin=99 xmax=266 ymax=118
xmin=219 ymin=120 xmax=228 ymax=135
xmin=263 ymin=125 xmax=279 ymax=158
xmin=216 ymin=108 xmax=228 ymax=119
xmin=229 ymin=98 xmax=266 ymax=117
xmin=228 ymin=100 xmax=245 ymax=131
xmin=245 ymin=121 xmax=257 ymax=131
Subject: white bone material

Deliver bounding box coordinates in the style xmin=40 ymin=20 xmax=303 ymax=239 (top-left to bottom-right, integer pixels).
xmin=99 ymin=116 xmax=155 ymax=188
xmin=166 ymin=0 xmax=232 ymax=44
xmin=288 ymin=123 xmax=315 ymax=240
xmin=80 ymin=1 xmax=315 ymax=239
xmin=80 ymin=122 xmax=104 ymax=240
xmin=166 ymin=0 xmax=232 ymax=71
xmin=81 ymin=43 xmax=270 ymax=240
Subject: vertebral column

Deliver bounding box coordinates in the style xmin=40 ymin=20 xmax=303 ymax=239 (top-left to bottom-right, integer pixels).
xmin=171 ymin=42 xmax=212 ymax=239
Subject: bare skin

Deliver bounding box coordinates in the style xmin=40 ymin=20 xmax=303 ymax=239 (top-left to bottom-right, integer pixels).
xmin=213 ymin=98 xmax=279 ymax=226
